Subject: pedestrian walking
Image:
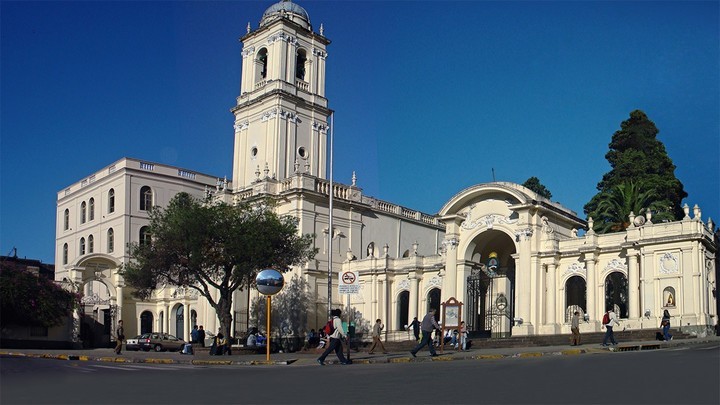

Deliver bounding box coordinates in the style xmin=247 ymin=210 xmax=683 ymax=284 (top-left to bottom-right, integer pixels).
xmin=602 ymin=308 xmax=619 ymax=346
xmin=570 ymin=311 xmax=581 ymax=346
xmin=115 ymin=320 xmax=124 ymax=355
xmin=661 ymin=309 xmax=673 ymax=341
xmin=368 ymin=319 xmax=388 ymax=354
xmin=408 ymin=316 xmax=420 ymax=341
xmin=410 ymin=309 xmax=440 ymax=357
xmin=317 ymin=309 xmax=350 ymax=365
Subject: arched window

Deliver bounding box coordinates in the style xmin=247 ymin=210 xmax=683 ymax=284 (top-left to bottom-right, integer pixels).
xmin=108 ymin=189 xmax=115 ymax=214
xmin=80 ymin=201 xmax=87 ymax=224
xmin=107 ymin=228 xmax=114 ymax=253
xmin=140 ymin=186 xmax=152 ymax=211
xmin=604 ymin=272 xmax=628 ymax=318
xmin=79 ymin=237 xmax=86 ymax=255
xmin=398 ymin=290 xmax=409 ymax=329
xmin=296 ymin=49 xmax=307 ymax=80
xmin=88 ymin=198 xmax=95 ymax=221
xmin=63 ymin=209 xmax=70 ymax=230
xmin=565 ymin=276 xmax=586 ymax=322
xmin=256 ymin=48 xmax=268 ymax=81
xmin=62 ymin=243 xmax=68 ymax=265
xmin=140 ymin=226 xmax=151 ymax=246
xmin=88 ymin=235 xmax=94 ymax=253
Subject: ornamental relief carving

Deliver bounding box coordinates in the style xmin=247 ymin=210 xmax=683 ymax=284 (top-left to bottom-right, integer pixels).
xmin=262 ymin=109 xmax=278 ymax=122
xmin=461 ymin=210 xmax=518 ymax=231
xmin=563 ymin=262 xmax=586 ymax=277
xmin=428 ymin=276 xmax=442 ymax=288
xmin=241 ymin=46 xmax=255 ymax=58
xmin=234 ymin=121 xmax=249 ymax=131
xmin=397 ymin=279 xmax=410 ymax=291
xmin=659 ymin=252 xmax=679 ymax=274
xmin=604 ymin=258 xmax=628 ymax=274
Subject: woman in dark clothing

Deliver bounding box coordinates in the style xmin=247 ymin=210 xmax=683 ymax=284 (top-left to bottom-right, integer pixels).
xmin=661 ymin=309 xmax=673 ymax=341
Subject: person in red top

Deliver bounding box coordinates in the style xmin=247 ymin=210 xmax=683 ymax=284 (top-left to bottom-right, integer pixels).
xmin=316 ymin=309 xmax=350 ymax=365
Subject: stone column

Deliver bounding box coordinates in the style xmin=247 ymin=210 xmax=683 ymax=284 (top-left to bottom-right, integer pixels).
xmin=584 ymin=252 xmax=598 ymax=325
xmin=409 ymin=271 xmax=419 ymax=320
xmin=165 ymin=305 xmax=171 ymax=334
xmin=371 ymin=273 xmax=378 ymax=322
xmin=627 ymin=251 xmax=640 ymax=319
xmin=547 ymin=262 xmax=557 ymax=325
xmin=184 ymin=301 xmax=191 ymax=342
xmin=441 ymin=237 xmax=459 ymax=300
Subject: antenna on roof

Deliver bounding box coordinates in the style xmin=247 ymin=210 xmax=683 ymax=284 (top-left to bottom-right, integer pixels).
xmin=492 ymin=168 xmax=496 ymax=182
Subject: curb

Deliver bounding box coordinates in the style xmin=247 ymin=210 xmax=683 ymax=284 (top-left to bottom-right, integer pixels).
xmin=3 ymin=338 xmax=717 ymax=366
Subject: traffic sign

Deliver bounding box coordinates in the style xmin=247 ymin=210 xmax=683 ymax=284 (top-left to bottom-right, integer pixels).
xmin=338 ymin=270 xmax=360 ymax=294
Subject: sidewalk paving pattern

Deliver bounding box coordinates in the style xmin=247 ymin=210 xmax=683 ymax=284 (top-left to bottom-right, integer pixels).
xmin=2 ymin=337 xmax=718 ymax=366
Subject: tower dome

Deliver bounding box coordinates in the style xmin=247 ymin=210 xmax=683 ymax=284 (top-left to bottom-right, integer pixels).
xmin=260 ymin=0 xmax=311 ymax=30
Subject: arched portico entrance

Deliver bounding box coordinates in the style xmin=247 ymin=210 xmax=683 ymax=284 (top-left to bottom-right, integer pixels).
xmin=464 ymin=229 xmax=516 ymax=338
xmin=174 ymin=305 xmax=184 ymax=338
xmin=75 ymin=255 xmax=120 ymax=348
xmin=140 ymin=311 xmax=154 ymax=334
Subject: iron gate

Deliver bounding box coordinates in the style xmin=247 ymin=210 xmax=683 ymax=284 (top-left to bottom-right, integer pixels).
xmin=466 ymin=266 xmax=515 ymax=338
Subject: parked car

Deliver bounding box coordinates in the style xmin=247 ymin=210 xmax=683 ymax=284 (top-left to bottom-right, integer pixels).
xmin=126 ymin=333 xmax=187 ymax=352
xmin=125 ymin=335 xmax=144 ymax=351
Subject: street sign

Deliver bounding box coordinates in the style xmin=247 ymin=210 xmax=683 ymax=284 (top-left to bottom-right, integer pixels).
xmin=338 ymin=270 xmax=360 ymax=294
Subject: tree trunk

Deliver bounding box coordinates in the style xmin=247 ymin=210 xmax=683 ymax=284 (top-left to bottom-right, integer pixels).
xmin=217 ymin=290 xmax=234 ymax=340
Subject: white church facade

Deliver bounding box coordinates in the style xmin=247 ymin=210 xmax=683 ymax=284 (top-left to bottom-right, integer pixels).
xmin=55 ymin=0 xmax=717 ymax=347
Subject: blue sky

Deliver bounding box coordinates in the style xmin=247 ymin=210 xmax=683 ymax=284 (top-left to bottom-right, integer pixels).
xmin=1 ymin=1 xmax=718 ymax=264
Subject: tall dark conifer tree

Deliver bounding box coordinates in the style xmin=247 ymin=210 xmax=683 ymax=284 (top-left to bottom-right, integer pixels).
xmin=585 ymin=110 xmax=687 ymax=232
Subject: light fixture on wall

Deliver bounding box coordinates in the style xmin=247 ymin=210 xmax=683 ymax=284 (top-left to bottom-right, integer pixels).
xmin=513 ymin=317 xmax=523 ymax=325
xmin=644 ymin=310 xmax=651 ymax=319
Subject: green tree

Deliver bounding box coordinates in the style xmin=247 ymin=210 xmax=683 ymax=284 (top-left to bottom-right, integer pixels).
xmin=522 ymin=176 xmax=553 ymax=199
xmin=121 ymin=193 xmax=316 ymax=338
xmin=592 ymin=181 xmax=663 ymax=233
xmin=0 ymin=264 xmax=78 ymax=327
xmin=585 ymin=110 xmax=687 ymax=231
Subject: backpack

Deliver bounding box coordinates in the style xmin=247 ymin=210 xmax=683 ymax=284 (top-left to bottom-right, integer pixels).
xmin=323 ymin=319 xmax=335 ymax=335
xmin=602 ymin=312 xmax=610 ymax=325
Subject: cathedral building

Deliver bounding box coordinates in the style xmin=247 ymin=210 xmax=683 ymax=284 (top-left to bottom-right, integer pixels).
xmin=55 ymin=0 xmax=717 ymax=347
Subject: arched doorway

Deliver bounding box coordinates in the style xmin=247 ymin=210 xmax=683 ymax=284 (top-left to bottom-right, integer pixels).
xmin=565 ymin=276 xmax=587 ymax=322
xmin=397 ymin=291 xmax=409 ymax=329
xmin=191 ymin=310 xmax=198 ymax=329
xmin=174 ymin=305 xmax=184 ymax=338
xmin=427 ymin=288 xmax=441 ymax=322
xmin=605 ymin=272 xmax=628 ymax=318
xmin=159 ymin=311 xmax=164 ymax=333
xmin=140 ymin=311 xmax=153 ymax=334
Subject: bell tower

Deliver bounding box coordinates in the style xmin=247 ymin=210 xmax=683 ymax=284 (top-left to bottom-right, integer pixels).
xmin=232 ymin=0 xmax=331 ymax=188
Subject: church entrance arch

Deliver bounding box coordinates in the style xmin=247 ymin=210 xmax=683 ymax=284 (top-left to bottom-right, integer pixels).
xmin=140 ymin=311 xmax=154 ymax=334
xmin=397 ymin=291 xmax=409 ymax=330
xmin=605 ymin=272 xmax=628 ymax=318
xmin=76 ymin=256 xmax=119 ymax=348
xmin=427 ymin=288 xmax=441 ymax=322
xmin=464 ymin=229 xmax=516 ymax=338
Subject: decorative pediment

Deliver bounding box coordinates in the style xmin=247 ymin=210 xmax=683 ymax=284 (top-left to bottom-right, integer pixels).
xmin=461 ymin=213 xmax=518 ymax=230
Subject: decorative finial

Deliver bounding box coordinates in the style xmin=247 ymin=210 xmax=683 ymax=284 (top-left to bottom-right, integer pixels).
xmin=246 ymin=22 xmax=251 ymax=34
xmin=263 ymin=162 xmax=270 ymax=178
xmin=294 ymin=159 xmax=300 ymax=173
xmin=255 ymin=165 xmax=261 ymax=180
xmin=351 ymin=171 xmax=357 ymax=186
xmin=319 ymin=23 xmax=324 ymax=36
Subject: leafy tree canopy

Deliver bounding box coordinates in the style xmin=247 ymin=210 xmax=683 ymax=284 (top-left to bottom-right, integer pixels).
xmin=592 ymin=180 xmax=664 ymax=233
xmin=0 ymin=264 xmax=78 ymax=327
xmin=522 ymin=176 xmax=553 ymax=199
xmin=585 ymin=110 xmax=687 ymax=232
xmin=121 ymin=193 xmax=317 ymax=337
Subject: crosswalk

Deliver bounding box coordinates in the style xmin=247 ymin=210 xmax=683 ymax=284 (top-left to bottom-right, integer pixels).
xmin=66 ymin=362 xmax=197 ymax=373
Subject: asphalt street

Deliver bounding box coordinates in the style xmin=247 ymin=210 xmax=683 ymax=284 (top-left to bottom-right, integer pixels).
xmin=1 ymin=341 xmax=718 ymax=405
